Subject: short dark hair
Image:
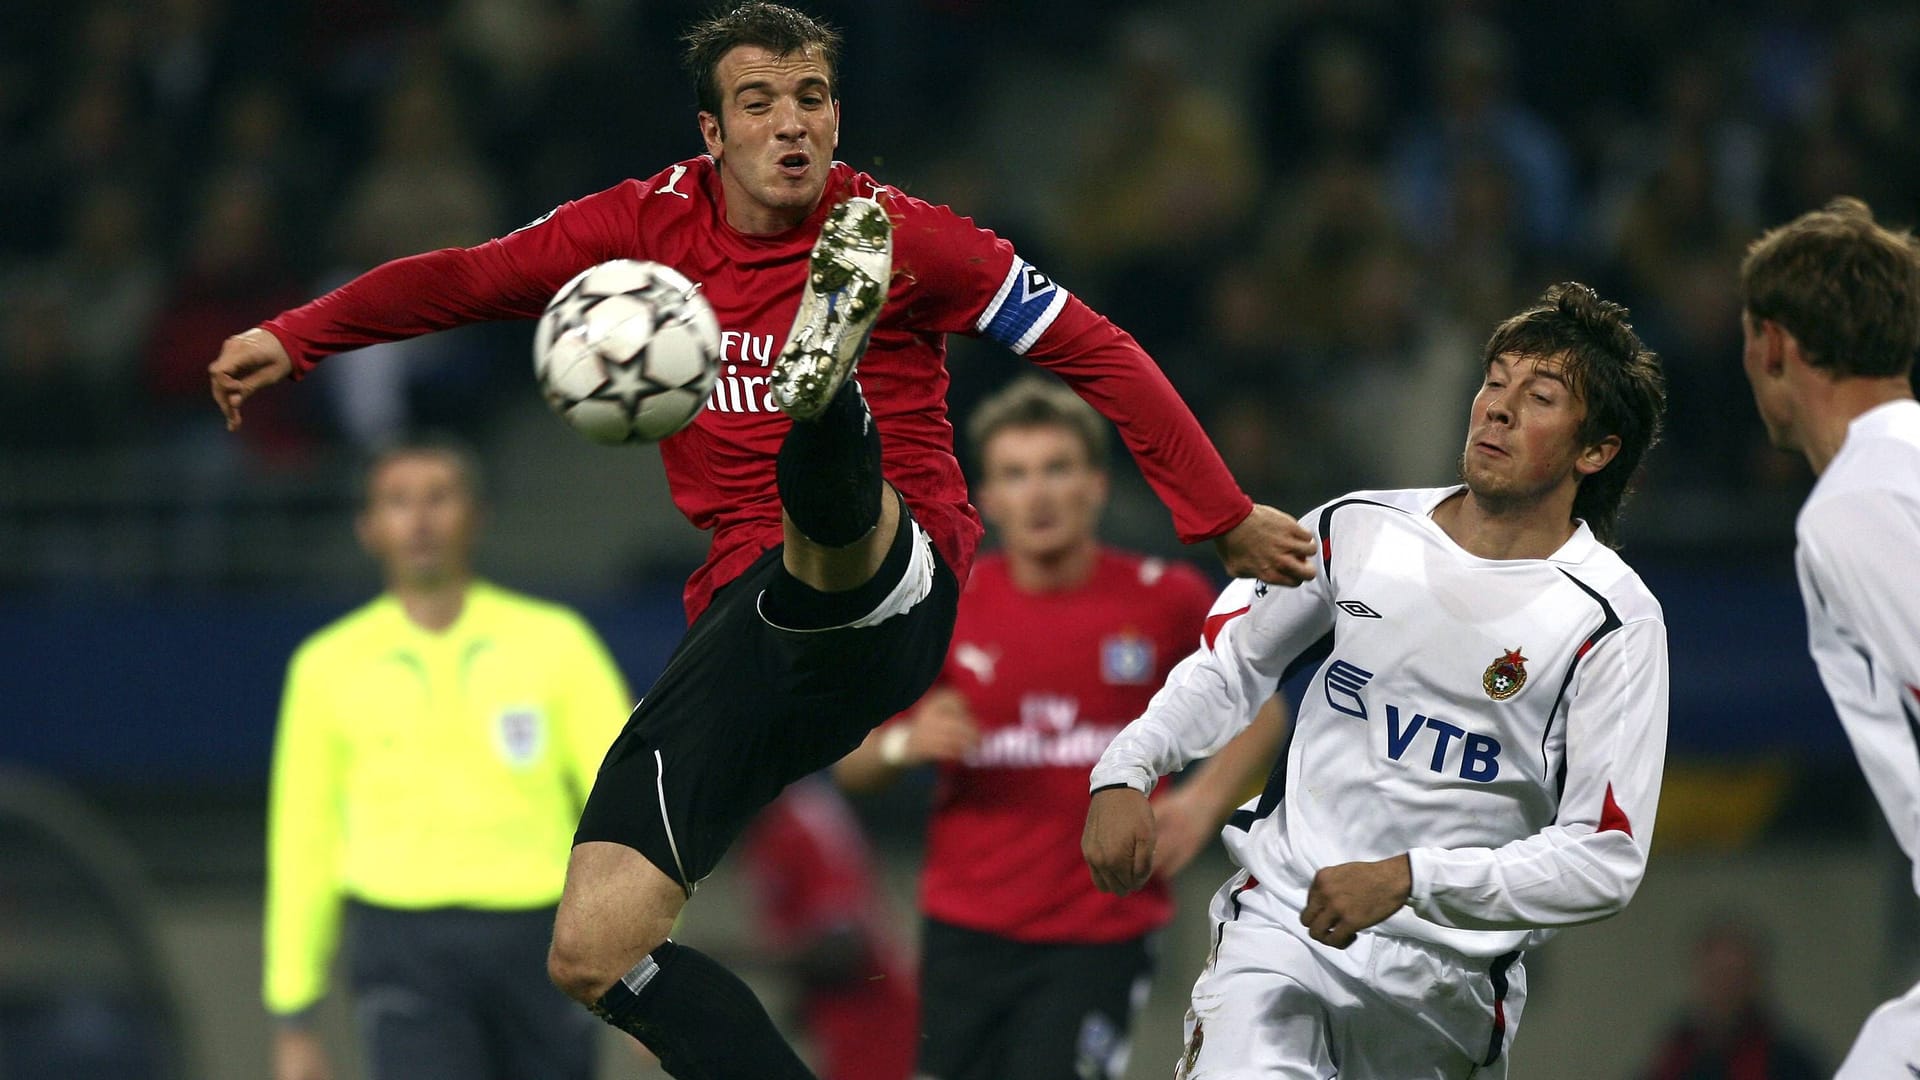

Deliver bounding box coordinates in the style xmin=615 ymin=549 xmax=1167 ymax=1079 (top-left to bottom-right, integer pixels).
xmin=681 ymin=3 xmax=842 ymax=119
xmin=1481 ymin=283 xmax=1666 ymax=548
xmin=1741 ymin=196 xmax=1920 ymax=379
xmin=362 ymin=434 xmax=486 ymax=506
xmin=966 ymin=375 xmax=1110 ymax=475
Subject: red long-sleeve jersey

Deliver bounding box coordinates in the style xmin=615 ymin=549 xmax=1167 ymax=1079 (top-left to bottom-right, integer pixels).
xmin=915 ymin=549 xmax=1216 ymax=943
xmin=265 ymin=157 xmax=1251 ymax=619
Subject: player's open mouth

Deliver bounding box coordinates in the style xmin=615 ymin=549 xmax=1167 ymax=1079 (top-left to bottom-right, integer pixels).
xmin=1473 ymin=440 xmax=1507 ymax=457
xmin=777 ymin=152 xmax=809 ymax=175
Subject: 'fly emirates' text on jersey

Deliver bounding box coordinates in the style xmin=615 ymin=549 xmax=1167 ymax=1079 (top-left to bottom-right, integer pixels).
xmin=263 ymin=158 xmax=1251 ymax=619
xmin=1795 ymin=399 xmax=1920 ymax=897
xmin=918 ymin=549 xmax=1215 ymax=944
xmin=1092 ymin=487 xmax=1670 ymax=960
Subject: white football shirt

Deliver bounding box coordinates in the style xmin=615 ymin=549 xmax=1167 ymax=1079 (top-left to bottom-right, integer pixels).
xmin=1092 ymin=487 xmax=1669 ymax=959
xmin=1794 ymin=398 xmax=1920 ymax=898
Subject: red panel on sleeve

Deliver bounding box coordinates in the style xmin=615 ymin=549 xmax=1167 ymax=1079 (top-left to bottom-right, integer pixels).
xmin=1203 ymin=606 xmax=1251 ymax=651
xmin=1597 ymin=782 xmax=1633 ymax=837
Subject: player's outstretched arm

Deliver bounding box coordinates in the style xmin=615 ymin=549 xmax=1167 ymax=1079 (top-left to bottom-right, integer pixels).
xmin=1151 ymin=694 xmax=1290 ymax=879
xmin=209 ymin=328 xmax=293 ymax=432
xmin=1083 ymin=786 xmax=1156 ymax=895
xmin=832 ymin=686 xmax=979 ymax=793
xmin=1214 ymin=504 xmax=1317 ymax=587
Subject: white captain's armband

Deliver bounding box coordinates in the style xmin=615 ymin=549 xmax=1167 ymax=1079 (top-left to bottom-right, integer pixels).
xmin=976 ymin=257 xmax=1069 ymax=354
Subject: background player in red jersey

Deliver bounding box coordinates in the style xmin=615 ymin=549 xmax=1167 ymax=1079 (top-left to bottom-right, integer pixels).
xmin=202 ymin=6 xmax=1314 ymax=1078
xmin=736 ymin=778 xmax=918 ymax=1080
xmin=836 ymin=376 xmax=1288 ymax=1080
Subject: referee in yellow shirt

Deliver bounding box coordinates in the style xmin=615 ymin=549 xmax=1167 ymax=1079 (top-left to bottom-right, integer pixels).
xmin=264 ymin=439 xmax=632 ymax=1080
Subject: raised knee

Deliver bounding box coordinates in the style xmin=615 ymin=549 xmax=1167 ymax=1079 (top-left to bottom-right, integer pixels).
xmin=548 ymin=926 xmax=672 ymax=1005
xmin=548 ymin=936 xmax=618 ymax=1005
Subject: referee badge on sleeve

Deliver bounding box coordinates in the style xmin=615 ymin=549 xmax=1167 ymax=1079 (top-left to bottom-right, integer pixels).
xmin=496 ymin=707 xmax=547 ymax=766
xmin=1482 ymin=648 xmax=1528 ymax=701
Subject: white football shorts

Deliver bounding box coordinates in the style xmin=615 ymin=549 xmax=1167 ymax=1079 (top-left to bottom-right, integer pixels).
xmin=1172 ymin=870 xmax=1526 ymax=1080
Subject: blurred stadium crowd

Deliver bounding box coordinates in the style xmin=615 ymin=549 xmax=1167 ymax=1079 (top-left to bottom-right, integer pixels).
xmin=4 ymin=4 xmax=1919 ymax=1077
xmin=6 ymin=0 xmax=1918 ymax=592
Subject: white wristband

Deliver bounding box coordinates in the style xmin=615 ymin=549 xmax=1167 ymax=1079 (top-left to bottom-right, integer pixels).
xmin=878 ymin=724 xmax=913 ymax=767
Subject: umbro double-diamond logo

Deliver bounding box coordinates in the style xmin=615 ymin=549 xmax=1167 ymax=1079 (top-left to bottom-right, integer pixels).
xmin=1337 ymin=599 xmax=1382 ymax=619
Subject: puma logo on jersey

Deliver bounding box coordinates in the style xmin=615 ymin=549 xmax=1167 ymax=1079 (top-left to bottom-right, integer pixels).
xmin=955 ymin=642 xmax=998 ymax=684
xmin=658 ymin=164 xmax=691 ymax=199
xmin=510 ymin=206 xmax=558 ymax=234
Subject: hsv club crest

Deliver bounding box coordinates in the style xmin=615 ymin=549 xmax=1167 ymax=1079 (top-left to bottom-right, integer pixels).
xmin=1482 ymin=647 xmax=1528 ymax=700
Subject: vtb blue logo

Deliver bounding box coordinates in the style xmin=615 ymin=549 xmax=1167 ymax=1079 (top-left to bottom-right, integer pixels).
xmin=1322 ymin=658 xmax=1503 ymax=782
xmin=1384 ymin=705 xmax=1501 ymax=783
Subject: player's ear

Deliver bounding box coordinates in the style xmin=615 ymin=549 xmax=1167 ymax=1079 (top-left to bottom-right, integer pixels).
xmin=1576 ymin=434 xmax=1621 ymax=478
xmin=831 ymin=99 xmax=841 ymax=151
xmin=1758 ymin=317 xmax=1794 ymax=378
xmin=1773 ymin=321 xmax=1823 ymax=376
xmin=699 ymin=110 xmax=724 ymax=158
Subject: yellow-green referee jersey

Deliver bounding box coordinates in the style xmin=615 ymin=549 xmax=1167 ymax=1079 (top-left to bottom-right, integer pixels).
xmin=263 ymin=581 xmax=632 ymax=1016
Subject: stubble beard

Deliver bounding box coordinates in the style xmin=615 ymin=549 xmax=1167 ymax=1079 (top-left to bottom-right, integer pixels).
xmin=1459 ymin=451 xmax=1549 ymax=518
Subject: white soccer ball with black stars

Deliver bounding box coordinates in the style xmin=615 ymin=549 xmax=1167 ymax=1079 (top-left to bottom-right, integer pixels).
xmin=533 ymin=260 xmax=721 ymax=445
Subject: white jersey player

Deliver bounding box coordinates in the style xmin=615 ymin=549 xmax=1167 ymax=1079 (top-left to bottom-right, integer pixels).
xmin=1086 ymin=283 xmax=1671 ymax=1079
xmin=1740 ymin=197 xmax=1920 ymax=1079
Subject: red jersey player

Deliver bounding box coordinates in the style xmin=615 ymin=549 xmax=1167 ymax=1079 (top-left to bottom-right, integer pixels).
xmin=737 ymin=778 xmax=917 ymax=1080
xmin=206 ymin=6 xmax=1315 ymax=1078
xmin=836 ymin=376 xmax=1288 ymax=1080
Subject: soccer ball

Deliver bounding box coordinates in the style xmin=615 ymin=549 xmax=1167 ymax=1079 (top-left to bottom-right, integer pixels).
xmin=532 ymin=260 xmax=722 ymax=444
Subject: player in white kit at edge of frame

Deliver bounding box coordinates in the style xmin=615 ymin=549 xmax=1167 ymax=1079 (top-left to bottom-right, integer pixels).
xmin=1737 ymin=197 xmax=1920 ymax=1079
xmin=1084 ymin=283 xmax=1672 ymax=1079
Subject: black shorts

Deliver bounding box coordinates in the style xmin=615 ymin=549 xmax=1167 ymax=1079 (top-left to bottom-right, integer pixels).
xmin=574 ymin=501 xmax=957 ymax=890
xmin=916 ymin=918 xmax=1158 ymax=1080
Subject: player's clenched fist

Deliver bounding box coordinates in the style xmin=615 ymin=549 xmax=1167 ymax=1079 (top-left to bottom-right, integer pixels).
xmin=208 ymin=327 xmax=293 ymax=432
xmin=1214 ymin=504 xmax=1318 ymax=587
xmin=1298 ymin=854 xmax=1412 ymax=949
xmin=1083 ymin=785 xmax=1156 ymax=895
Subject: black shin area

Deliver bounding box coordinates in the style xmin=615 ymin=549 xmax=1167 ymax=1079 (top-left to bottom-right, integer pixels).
xmin=590 ymin=941 xmax=816 ymax=1080
xmin=776 ymin=380 xmax=882 ymax=548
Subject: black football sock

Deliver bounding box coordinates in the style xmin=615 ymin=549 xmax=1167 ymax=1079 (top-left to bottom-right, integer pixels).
xmin=590 ymin=940 xmax=816 ymax=1080
xmin=760 ymin=490 xmax=913 ymax=630
xmin=777 ymin=380 xmax=882 ymax=548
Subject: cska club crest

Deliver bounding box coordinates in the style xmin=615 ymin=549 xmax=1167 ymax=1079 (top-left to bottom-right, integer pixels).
xmin=1483 ymin=647 xmax=1528 ymax=700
